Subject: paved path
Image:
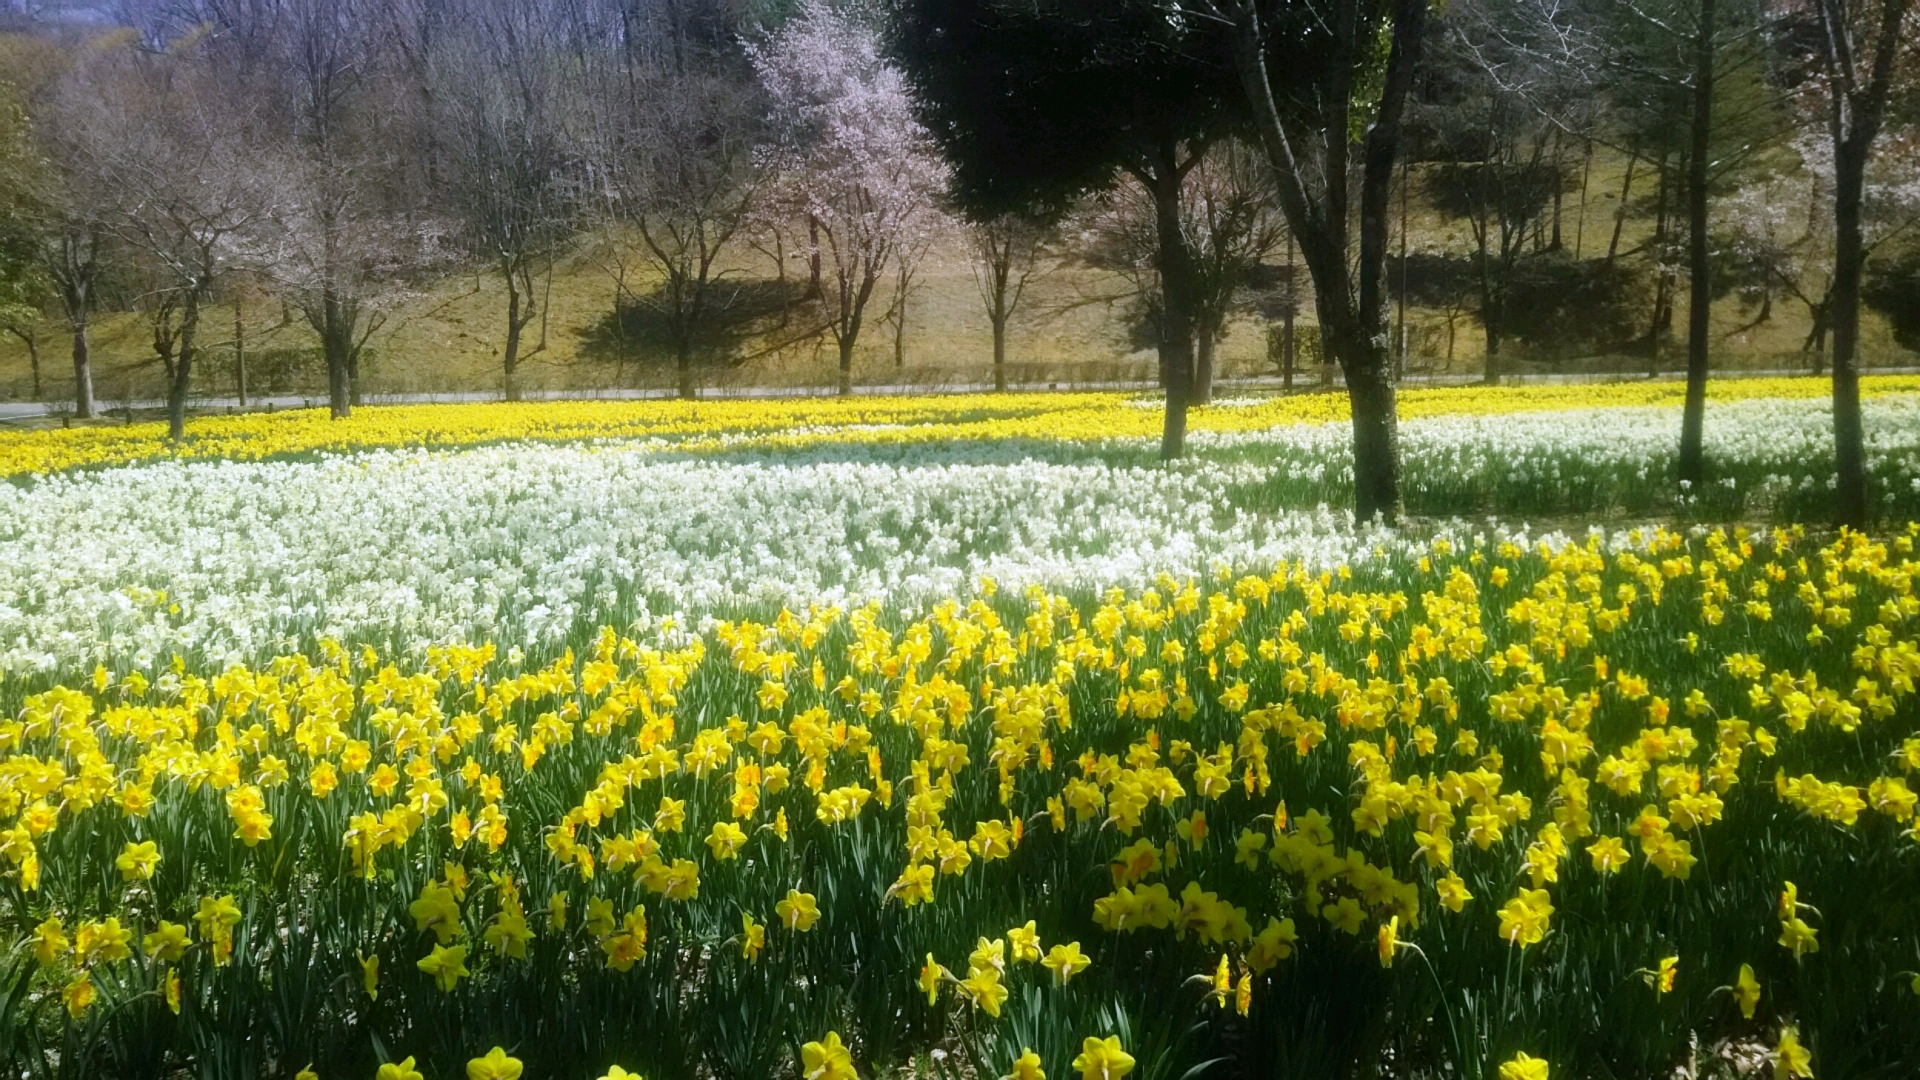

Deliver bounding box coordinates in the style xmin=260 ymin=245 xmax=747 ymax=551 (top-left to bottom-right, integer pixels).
xmin=5 ymin=366 xmax=1915 ymax=426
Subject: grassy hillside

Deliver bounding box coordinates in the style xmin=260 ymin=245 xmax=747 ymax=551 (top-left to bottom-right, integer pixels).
xmin=3 ymin=154 xmax=1913 ymax=408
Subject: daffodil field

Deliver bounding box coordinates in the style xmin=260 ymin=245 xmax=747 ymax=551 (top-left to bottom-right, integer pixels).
xmin=3 ymin=384 xmax=1919 ymax=1080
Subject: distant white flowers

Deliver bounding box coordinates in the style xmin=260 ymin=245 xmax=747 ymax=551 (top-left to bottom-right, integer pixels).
xmin=0 ymin=392 xmax=1912 ymax=677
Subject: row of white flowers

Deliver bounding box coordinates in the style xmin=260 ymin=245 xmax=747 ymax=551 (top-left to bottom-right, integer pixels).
xmin=0 ymin=394 xmax=1911 ymax=676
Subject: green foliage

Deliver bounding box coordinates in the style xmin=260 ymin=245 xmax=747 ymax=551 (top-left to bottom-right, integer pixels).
xmin=1864 ymin=249 xmax=1920 ymax=354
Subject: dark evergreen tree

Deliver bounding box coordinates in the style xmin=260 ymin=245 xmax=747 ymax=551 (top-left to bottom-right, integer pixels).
xmin=892 ymin=0 xmax=1245 ymax=458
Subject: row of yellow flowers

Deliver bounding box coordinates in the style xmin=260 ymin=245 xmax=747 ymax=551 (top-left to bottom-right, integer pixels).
xmin=5 ymin=375 xmax=1913 ymax=476
xmin=4 ymin=525 xmax=1914 ymax=1077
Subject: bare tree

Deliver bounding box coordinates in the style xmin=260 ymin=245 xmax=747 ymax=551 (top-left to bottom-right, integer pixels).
xmin=885 ymin=224 xmax=938 ymax=371
xmin=968 ymin=212 xmax=1049 ymax=392
xmin=752 ymin=1 xmax=948 ymax=396
xmin=588 ymin=63 xmax=763 ymax=399
xmin=74 ymin=40 xmax=275 ymax=438
xmin=1185 ymin=140 xmax=1290 ymax=403
xmin=1072 ymin=140 xmax=1285 ymax=404
xmin=265 ymin=0 xmax=437 ymax=417
xmin=1809 ymin=0 xmax=1914 ymax=526
xmin=0 ymin=74 xmax=50 ymax=401
xmin=26 ymin=40 xmax=127 ymax=419
xmin=433 ymin=0 xmax=577 ymax=401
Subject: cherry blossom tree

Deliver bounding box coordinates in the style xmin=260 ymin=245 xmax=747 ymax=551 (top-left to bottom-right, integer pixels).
xmin=752 ymin=1 xmax=949 ymax=396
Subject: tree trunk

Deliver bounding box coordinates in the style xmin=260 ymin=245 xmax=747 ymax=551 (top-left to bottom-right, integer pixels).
xmin=167 ymin=296 xmax=199 ymax=442
xmin=322 ymin=289 xmax=353 ymax=419
xmin=1804 ymin=294 xmax=1830 ymax=372
xmin=1832 ymin=138 xmax=1870 ymax=528
xmin=1283 ymin=235 xmax=1296 ymax=392
xmin=1549 ymin=130 xmax=1565 ymax=251
xmin=1149 ymin=149 xmax=1197 ymax=460
xmin=503 ymin=262 xmax=524 ymax=403
xmin=1607 ymin=150 xmax=1638 ymax=266
xmin=1817 ymin=0 xmax=1911 ymax=529
xmin=233 ymin=298 xmax=248 ymax=408
xmin=992 ymin=314 xmax=1008 ymax=392
xmin=1338 ymin=330 xmax=1402 ymax=524
xmin=1679 ymin=0 xmax=1716 ymax=486
xmin=894 ymin=261 xmax=910 ymax=368
xmin=1194 ymin=324 xmax=1216 ymax=405
xmin=326 ymin=333 xmax=352 ymax=418
xmin=1648 ymin=152 xmax=1674 ymax=375
xmin=1574 ymin=139 xmax=1594 ymax=259
xmin=71 ymin=318 xmax=94 ymax=419
xmin=1479 ymin=238 xmax=1500 ymax=385
xmin=1226 ymin=0 xmax=1422 ymax=519
xmin=1397 ymin=156 xmax=1409 ymax=377
xmin=807 ymin=216 xmax=823 ymax=301
xmin=14 ymin=329 xmax=41 ymax=400
xmin=678 ymin=341 xmax=696 ymax=399
xmin=838 ymin=335 xmax=855 ymax=397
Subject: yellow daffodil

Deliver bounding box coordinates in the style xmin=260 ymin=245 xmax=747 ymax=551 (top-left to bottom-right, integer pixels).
xmin=74 ymin=917 xmax=133 ymax=964
xmin=1497 ymin=890 xmax=1553 ymax=948
xmin=1648 ymin=956 xmax=1677 ymax=995
xmin=417 ymin=943 xmax=470 ymax=992
xmin=359 ymin=954 xmax=380 ymax=999
xmin=1377 ymin=917 xmax=1402 ymax=968
xmin=192 ymin=895 xmax=243 ymax=954
xmin=1498 ymin=1053 xmax=1549 ymax=1080
xmin=961 ymin=963 xmax=1009 ymax=1017
xmin=1778 ymin=917 xmax=1819 ymax=959
xmin=1774 ymin=1025 xmax=1813 ymax=1079
xmin=409 ymin=881 xmax=464 ymax=945
xmin=705 ymin=821 xmax=747 ymax=860
xmin=1006 ymin=1049 xmax=1047 ymax=1080
xmin=741 ymin=913 xmax=766 ymax=961
xmin=1587 ymin=836 xmax=1628 ymax=874
xmin=602 ymin=907 xmax=649 ymax=971
xmin=1735 ymin=963 xmax=1761 ymax=1019
xmin=1437 ymin=873 xmax=1473 ymax=912
xmin=31 ymin=917 xmax=67 ymax=966
xmin=144 ymin=921 xmax=191 ymax=963
xmin=1072 ymin=1035 xmax=1135 ymax=1080
xmin=62 ymin=973 xmax=95 ymax=1018
xmin=115 ymin=840 xmax=159 ymax=882
xmin=467 ymin=1047 xmax=523 ymax=1080
xmin=1248 ymin=917 xmax=1297 ymax=972
xmin=1042 ymin=941 xmax=1091 ymax=984
xmin=920 ymin=954 xmax=948 ymax=1004
xmin=377 ymin=1058 xmax=424 ymax=1080
xmin=776 ymin=889 xmax=819 ymax=932
xmin=800 ymin=1031 xmax=856 ymax=1080
xmin=890 ymin=862 xmax=936 ymax=906
xmin=655 ymin=797 xmax=686 ymax=833
xmin=1007 ymin=920 xmax=1042 ymax=963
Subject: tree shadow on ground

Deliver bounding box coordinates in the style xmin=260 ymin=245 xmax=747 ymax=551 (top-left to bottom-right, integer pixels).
xmin=576 ymin=278 xmax=815 ymax=379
